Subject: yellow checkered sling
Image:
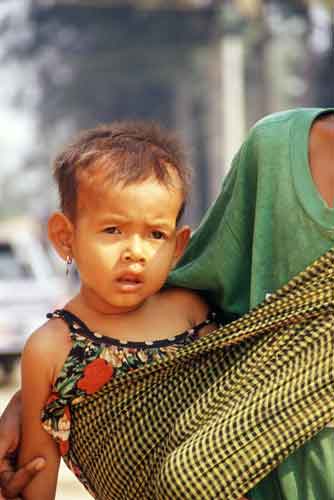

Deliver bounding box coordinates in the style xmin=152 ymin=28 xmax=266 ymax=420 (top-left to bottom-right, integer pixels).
xmin=69 ymin=249 xmax=334 ymax=499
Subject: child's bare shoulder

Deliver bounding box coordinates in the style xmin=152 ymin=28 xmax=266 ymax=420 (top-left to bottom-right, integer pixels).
xmin=22 ymin=318 xmax=70 ymax=381
xmin=22 ymin=316 xmax=73 ymax=385
xmin=160 ymin=287 xmax=210 ymax=323
xmin=162 ymin=286 xmax=208 ymax=306
xmin=24 ymin=317 xmax=70 ymax=356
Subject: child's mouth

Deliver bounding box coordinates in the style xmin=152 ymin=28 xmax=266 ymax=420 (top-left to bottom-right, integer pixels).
xmin=116 ymin=274 xmax=143 ymax=291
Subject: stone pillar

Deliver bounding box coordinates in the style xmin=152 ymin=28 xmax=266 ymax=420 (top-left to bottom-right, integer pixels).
xmin=220 ymin=35 xmax=246 ymax=175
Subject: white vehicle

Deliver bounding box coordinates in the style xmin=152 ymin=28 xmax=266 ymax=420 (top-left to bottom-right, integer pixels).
xmin=0 ymin=217 xmax=71 ymax=382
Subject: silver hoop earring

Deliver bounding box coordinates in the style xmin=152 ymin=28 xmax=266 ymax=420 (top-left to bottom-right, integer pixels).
xmin=66 ymin=255 xmax=73 ymax=276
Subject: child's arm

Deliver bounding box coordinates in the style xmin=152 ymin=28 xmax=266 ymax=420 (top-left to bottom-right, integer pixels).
xmin=19 ymin=328 xmax=61 ymax=500
xmin=0 ymin=390 xmax=46 ymax=498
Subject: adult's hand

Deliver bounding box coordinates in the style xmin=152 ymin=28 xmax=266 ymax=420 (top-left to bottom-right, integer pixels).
xmin=0 ymin=455 xmax=45 ymax=499
xmin=0 ymin=391 xmax=45 ymax=499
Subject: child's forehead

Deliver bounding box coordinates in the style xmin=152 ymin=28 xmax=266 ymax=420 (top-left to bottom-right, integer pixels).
xmin=76 ymin=159 xmax=184 ymax=196
xmin=76 ymin=167 xmax=184 ymax=218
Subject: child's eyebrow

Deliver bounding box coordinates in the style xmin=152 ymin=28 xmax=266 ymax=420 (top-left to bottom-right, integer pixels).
xmin=98 ymin=214 xmax=129 ymax=223
xmin=148 ymin=221 xmax=175 ymax=231
xmin=98 ymin=214 xmax=174 ymax=229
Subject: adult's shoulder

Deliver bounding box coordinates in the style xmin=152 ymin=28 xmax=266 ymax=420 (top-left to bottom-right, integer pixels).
xmin=249 ymin=108 xmax=329 ymax=139
xmin=236 ymin=108 xmax=326 ymax=167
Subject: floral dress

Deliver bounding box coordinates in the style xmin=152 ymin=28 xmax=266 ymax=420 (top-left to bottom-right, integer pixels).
xmin=41 ymin=309 xmax=217 ymax=497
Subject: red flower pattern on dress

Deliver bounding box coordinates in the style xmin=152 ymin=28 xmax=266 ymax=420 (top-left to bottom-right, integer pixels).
xmin=45 ymin=392 xmax=59 ymax=406
xmin=59 ymin=438 xmax=70 ymax=456
xmin=77 ymin=358 xmax=113 ymax=394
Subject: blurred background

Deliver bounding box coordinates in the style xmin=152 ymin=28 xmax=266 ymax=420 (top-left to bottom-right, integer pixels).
xmin=0 ymin=0 xmax=332 ymax=498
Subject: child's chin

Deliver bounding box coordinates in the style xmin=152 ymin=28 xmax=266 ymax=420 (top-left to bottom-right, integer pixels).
xmin=108 ymin=296 xmax=147 ymax=312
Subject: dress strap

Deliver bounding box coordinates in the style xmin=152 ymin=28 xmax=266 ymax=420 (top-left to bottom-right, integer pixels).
xmin=46 ymin=309 xmax=220 ymax=347
xmin=47 ymin=309 xmax=89 ymax=330
xmin=46 ymin=309 xmax=95 ymax=342
xmin=188 ymin=311 xmax=219 ymax=336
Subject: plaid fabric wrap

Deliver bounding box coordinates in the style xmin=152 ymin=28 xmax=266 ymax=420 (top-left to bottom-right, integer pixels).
xmin=69 ymin=249 xmax=334 ymax=499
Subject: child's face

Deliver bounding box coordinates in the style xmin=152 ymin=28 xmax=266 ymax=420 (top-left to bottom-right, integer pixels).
xmin=69 ymin=172 xmax=189 ymax=314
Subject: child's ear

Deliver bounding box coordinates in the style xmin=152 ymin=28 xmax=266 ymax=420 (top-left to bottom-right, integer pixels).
xmin=173 ymin=225 xmax=191 ymax=266
xmin=48 ymin=212 xmax=74 ymax=261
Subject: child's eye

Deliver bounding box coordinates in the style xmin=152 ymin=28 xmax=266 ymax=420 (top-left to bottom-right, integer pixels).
xmin=151 ymin=230 xmax=166 ymax=240
xmin=104 ymin=226 xmax=121 ymax=235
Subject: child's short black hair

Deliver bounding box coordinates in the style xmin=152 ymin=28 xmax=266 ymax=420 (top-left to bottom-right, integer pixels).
xmin=53 ymin=121 xmax=191 ymax=223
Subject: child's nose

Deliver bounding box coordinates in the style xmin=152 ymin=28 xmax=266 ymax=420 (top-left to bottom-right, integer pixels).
xmin=122 ymin=236 xmax=147 ymax=263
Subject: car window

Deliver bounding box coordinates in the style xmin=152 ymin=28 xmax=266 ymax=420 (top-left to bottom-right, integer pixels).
xmin=0 ymin=242 xmax=34 ymax=279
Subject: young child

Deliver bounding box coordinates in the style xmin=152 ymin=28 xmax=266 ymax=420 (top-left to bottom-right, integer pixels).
xmin=18 ymin=122 xmax=217 ymax=499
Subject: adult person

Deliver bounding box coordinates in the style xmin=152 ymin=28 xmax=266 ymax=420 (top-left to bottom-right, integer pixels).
xmin=0 ymin=108 xmax=333 ymax=499
xmin=169 ymin=107 xmax=334 ymax=499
